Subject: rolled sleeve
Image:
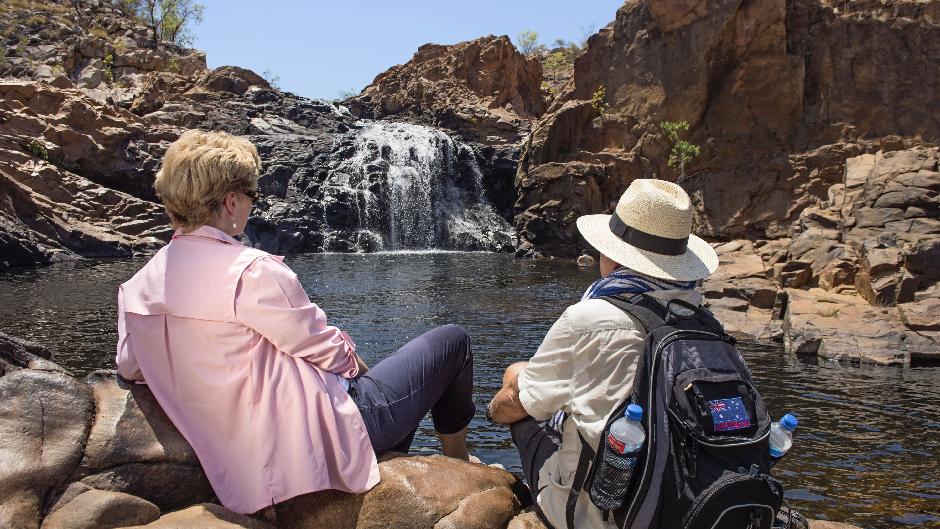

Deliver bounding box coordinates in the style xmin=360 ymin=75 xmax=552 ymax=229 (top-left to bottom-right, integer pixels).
xmin=235 ymin=256 xmax=358 ymax=377
xmin=517 ymin=310 xmax=575 ymax=420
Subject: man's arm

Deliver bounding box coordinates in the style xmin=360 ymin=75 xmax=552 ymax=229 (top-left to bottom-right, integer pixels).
xmin=487 ymin=361 xmax=530 ymax=424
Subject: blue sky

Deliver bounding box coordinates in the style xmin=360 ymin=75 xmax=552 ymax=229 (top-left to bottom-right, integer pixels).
xmin=193 ymin=0 xmax=624 ymax=100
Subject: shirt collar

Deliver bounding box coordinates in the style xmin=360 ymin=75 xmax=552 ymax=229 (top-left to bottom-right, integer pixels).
xmin=645 ymin=288 xmax=704 ymax=307
xmin=172 ymin=225 xmax=242 ymax=246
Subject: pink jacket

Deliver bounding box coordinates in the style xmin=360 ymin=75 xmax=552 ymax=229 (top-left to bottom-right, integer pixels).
xmin=116 ymin=226 xmax=380 ymax=514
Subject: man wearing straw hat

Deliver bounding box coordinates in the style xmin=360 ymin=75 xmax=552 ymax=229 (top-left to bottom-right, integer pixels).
xmin=487 ymin=179 xmax=719 ymax=529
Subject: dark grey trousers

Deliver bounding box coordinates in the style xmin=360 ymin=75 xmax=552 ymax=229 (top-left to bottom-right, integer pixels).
xmin=347 ymin=324 xmax=475 ymax=454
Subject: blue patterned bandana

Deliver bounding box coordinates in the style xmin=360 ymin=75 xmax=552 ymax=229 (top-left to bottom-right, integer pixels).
xmin=581 ymin=266 xmax=699 ymax=301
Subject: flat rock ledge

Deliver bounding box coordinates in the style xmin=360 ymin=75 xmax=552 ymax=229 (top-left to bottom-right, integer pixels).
xmin=702 ymin=148 xmax=939 ymax=366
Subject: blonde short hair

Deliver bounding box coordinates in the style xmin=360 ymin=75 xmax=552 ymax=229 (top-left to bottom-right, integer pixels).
xmin=154 ymin=130 xmax=261 ymax=229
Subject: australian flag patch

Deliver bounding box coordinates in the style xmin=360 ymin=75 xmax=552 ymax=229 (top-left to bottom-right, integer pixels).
xmin=709 ymin=397 xmax=751 ymax=432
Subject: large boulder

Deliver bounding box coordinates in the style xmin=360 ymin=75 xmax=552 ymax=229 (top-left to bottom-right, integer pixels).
xmin=70 ymin=372 xmax=213 ymax=511
xmin=39 ymin=489 xmax=160 ymax=529
xmin=276 ymin=454 xmax=527 ymax=529
xmin=122 ymin=504 xmax=273 ymax=529
xmin=0 ymin=366 xmax=95 ymax=529
xmin=514 ymin=0 xmax=940 ymax=257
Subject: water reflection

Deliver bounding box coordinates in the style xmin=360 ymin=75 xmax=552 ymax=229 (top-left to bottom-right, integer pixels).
xmin=0 ymin=253 xmax=937 ymax=528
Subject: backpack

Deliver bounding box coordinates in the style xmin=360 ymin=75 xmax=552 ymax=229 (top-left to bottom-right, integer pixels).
xmin=563 ymin=293 xmax=784 ymax=529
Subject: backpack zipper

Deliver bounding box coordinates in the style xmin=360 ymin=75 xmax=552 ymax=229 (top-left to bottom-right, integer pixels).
xmin=680 ymin=472 xmax=764 ymax=529
xmin=622 ymin=328 xmax=731 ymax=527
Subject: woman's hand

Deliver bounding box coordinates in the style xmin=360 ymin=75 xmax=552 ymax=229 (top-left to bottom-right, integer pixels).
xmin=355 ymin=354 xmax=369 ymax=376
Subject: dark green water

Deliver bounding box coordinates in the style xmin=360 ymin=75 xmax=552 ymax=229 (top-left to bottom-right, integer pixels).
xmin=0 ymin=253 xmax=937 ymax=528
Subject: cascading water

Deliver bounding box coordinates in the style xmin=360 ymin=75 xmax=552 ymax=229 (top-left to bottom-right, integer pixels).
xmin=320 ymin=121 xmax=515 ymax=252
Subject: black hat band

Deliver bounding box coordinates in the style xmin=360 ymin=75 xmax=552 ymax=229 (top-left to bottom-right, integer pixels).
xmin=608 ymin=214 xmax=689 ymax=256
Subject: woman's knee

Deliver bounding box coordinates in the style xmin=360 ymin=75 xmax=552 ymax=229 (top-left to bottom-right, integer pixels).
xmin=434 ymin=324 xmax=472 ymax=362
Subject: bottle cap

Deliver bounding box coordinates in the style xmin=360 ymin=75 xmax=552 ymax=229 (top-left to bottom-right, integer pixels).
xmin=780 ymin=413 xmax=798 ymax=431
xmin=626 ymin=404 xmax=643 ymax=421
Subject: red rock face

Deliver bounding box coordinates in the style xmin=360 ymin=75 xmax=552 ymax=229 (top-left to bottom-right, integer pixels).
xmin=348 ymin=35 xmax=546 ymax=144
xmin=515 ymin=0 xmax=940 ymax=257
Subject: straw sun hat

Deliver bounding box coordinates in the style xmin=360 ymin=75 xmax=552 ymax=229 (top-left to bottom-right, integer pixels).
xmin=576 ymin=179 xmax=718 ymax=282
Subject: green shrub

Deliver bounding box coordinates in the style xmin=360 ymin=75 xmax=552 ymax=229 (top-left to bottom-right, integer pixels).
xmin=103 ymin=53 xmax=114 ymax=83
xmin=26 ymin=139 xmax=48 ymax=160
xmin=591 ymin=86 xmax=608 ymax=116
xmin=661 ymin=121 xmax=701 ymax=183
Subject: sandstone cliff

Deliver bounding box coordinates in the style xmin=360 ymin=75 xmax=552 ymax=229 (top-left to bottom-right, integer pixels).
xmin=348 ymin=35 xmax=545 ymax=145
xmin=515 ymin=0 xmax=940 ymax=258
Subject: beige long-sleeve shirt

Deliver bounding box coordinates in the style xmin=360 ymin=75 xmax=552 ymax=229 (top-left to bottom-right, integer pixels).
xmin=518 ymin=290 xmax=703 ymax=529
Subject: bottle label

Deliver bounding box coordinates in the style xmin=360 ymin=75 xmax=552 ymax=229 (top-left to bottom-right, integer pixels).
xmin=607 ymin=433 xmax=626 ymax=454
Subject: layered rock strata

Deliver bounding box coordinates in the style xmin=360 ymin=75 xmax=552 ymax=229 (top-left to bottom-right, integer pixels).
xmin=348 ymin=35 xmax=545 ymax=146
xmin=514 ymin=0 xmax=940 ymax=258
xmin=703 ymin=147 xmax=939 ymax=365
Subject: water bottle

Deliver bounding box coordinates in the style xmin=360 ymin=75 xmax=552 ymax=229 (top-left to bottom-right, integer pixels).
xmin=589 ymin=404 xmax=645 ymax=510
xmin=769 ymin=413 xmax=798 ymax=465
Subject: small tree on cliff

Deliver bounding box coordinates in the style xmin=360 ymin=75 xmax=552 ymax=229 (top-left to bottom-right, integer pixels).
xmin=591 ymin=86 xmax=609 ymax=117
xmin=661 ymin=121 xmax=701 ymax=184
xmin=516 ymin=30 xmax=540 ymax=56
xmin=137 ymin=0 xmax=205 ymax=48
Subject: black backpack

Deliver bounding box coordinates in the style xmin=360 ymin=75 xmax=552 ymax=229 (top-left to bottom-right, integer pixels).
xmin=563 ymin=293 xmax=785 ymax=529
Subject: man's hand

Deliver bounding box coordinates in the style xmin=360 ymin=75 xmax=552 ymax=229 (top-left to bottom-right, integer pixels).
xmin=487 ymin=361 xmax=530 ymax=425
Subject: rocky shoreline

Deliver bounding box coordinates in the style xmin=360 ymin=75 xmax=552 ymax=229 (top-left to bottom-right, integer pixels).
xmin=0 ymin=332 xmax=866 ymax=529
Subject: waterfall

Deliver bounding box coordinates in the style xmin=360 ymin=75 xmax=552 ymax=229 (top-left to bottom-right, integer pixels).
xmin=320 ymin=121 xmax=515 ymax=252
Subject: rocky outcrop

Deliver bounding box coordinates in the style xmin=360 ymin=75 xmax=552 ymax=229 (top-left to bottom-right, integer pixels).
xmin=0 ymin=0 xmax=206 ymax=94
xmin=703 ymin=147 xmax=939 ymax=365
xmin=0 ymin=80 xmax=174 ymax=266
xmin=514 ymin=0 xmax=940 ymax=258
xmin=0 ymin=333 xmax=528 ymax=529
xmin=347 ymin=35 xmax=545 ymax=145
xmin=1 ymin=1 xmax=520 ymax=265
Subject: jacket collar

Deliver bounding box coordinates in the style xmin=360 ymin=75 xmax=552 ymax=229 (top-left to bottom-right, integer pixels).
xmin=172 ymin=225 xmax=242 ymax=246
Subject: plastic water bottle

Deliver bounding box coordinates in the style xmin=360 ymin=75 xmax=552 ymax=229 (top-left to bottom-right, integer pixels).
xmin=589 ymin=404 xmax=645 ymax=510
xmin=769 ymin=413 xmax=798 ymax=464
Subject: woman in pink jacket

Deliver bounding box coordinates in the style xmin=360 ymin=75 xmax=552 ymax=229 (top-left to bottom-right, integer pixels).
xmin=116 ymin=130 xmax=474 ymax=516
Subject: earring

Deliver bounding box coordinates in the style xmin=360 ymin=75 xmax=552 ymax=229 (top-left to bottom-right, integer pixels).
xmin=232 ymin=222 xmax=237 ymax=229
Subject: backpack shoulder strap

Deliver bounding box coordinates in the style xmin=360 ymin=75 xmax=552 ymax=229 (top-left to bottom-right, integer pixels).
xmin=566 ymin=430 xmax=596 ymax=529
xmin=564 ymin=295 xmax=666 ymax=529
xmin=600 ymin=293 xmax=667 ymax=334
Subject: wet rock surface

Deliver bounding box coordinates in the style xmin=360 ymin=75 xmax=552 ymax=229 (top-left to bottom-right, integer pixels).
xmin=0 ymin=335 xmax=528 ymax=529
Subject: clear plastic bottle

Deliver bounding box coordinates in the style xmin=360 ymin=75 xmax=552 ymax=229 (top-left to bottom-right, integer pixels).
xmin=769 ymin=413 xmax=798 ymax=464
xmin=589 ymin=404 xmax=645 ymax=510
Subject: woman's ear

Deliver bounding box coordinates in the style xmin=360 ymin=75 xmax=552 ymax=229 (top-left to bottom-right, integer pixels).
xmin=222 ymin=191 xmax=238 ymax=216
